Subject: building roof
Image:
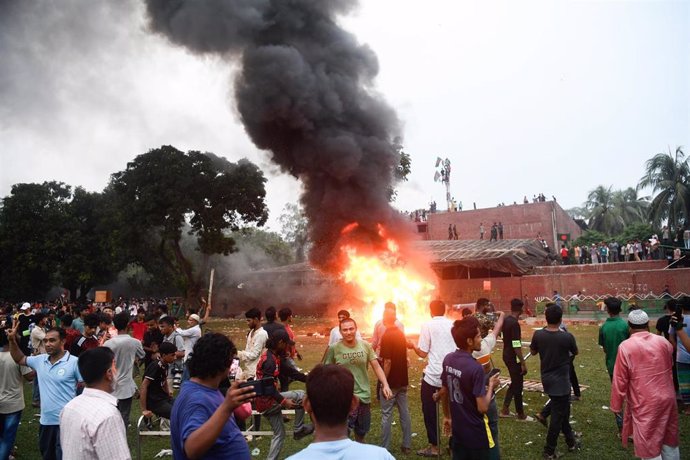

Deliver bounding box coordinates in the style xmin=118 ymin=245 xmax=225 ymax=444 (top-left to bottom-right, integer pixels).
xmin=413 ymin=239 xmax=549 ymax=275
xmin=249 ymin=238 xmax=549 ymax=278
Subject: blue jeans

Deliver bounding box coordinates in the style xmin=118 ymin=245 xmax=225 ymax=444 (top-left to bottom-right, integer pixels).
xmin=0 ymin=410 xmax=22 ymax=460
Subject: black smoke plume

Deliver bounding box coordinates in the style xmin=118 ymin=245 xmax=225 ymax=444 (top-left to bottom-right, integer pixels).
xmin=144 ymin=0 xmax=406 ymax=273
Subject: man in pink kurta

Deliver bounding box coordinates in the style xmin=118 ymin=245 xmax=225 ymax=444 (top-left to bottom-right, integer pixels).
xmin=610 ymin=309 xmax=679 ymax=460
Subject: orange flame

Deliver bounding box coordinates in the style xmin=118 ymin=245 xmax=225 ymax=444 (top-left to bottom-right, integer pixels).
xmin=340 ymin=231 xmax=437 ymax=334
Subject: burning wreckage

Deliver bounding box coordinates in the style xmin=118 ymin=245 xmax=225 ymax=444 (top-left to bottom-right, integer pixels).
xmin=230 ymin=238 xmax=549 ymax=329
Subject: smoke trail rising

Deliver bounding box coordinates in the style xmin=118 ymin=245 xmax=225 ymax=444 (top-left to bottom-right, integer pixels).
xmin=145 ymin=0 xmax=405 ymax=272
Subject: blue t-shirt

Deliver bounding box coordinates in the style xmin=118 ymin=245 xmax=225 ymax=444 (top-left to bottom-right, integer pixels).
xmin=171 ymin=380 xmax=249 ymax=460
xmin=441 ymin=350 xmax=494 ymax=450
xmin=25 ymin=352 xmax=82 ymax=425
xmin=287 ymin=439 xmax=394 ymax=460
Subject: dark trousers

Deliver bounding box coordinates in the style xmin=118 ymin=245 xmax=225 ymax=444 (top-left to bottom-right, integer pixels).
xmin=421 ymin=378 xmax=440 ymax=446
xmin=487 ymin=398 xmax=500 ymax=460
xmin=450 ymin=436 xmax=491 ymax=460
xmin=544 ymin=395 xmax=575 ymax=456
xmin=38 ymin=424 xmax=62 ymax=460
xmin=117 ymin=397 xmax=133 ymax=427
xmin=149 ymin=398 xmax=174 ymax=420
xmin=502 ymin=361 xmax=524 ymax=415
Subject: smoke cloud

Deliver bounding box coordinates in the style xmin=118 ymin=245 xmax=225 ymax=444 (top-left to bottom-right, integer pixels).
xmin=144 ymin=0 xmax=406 ymax=273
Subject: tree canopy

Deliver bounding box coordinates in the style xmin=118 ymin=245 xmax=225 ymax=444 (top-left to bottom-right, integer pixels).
xmin=108 ymin=145 xmax=268 ymax=303
xmin=0 ymin=182 xmax=124 ymax=300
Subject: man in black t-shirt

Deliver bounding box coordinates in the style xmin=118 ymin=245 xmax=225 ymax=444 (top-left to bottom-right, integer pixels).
xmin=142 ymin=314 xmax=164 ymax=366
xmin=500 ymin=299 xmax=532 ymax=421
xmin=379 ymin=304 xmax=412 ymax=453
xmin=530 ymin=305 xmax=581 ymax=459
xmin=262 ymin=306 xmax=286 ymax=340
xmin=140 ymin=342 xmax=176 ymax=420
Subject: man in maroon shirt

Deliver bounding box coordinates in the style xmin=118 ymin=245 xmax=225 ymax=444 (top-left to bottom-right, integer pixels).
xmin=70 ymin=313 xmax=100 ymax=357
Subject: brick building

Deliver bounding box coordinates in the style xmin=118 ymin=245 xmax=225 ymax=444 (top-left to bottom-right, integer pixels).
xmin=413 ymin=200 xmax=582 ymax=251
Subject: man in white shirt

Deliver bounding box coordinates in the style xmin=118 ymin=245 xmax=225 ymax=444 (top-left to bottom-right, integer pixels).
xmin=175 ymin=313 xmax=203 ymax=384
xmin=176 ymin=314 xmax=202 ymax=363
xmin=287 ymin=364 xmax=393 ymax=460
xmin=60 ymin=346 xmax=131 ymax=460
xmin=104 ymin=312 xmax=145 ymax=427
xmin=408 ymin=300 xmax=456 ymax=457
xmin=237 ymin=307 xmax=269 ymax=432
xmin=237 ymin=307 xmax=268 ymax=380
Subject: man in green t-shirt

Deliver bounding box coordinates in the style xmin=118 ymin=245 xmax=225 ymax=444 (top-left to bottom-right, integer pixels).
xmin=324 ymin=317 xmax=392 ymax=442
xmin=598 ymin=296 xmax=629 ymax=433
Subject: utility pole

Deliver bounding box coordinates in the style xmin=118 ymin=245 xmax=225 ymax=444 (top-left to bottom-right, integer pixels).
xmin=434 ymin=157 xmax=452 ymax=211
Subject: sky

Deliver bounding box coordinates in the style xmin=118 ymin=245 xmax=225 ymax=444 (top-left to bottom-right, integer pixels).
xmin=1 ymin=0 xmax=688 ymax=233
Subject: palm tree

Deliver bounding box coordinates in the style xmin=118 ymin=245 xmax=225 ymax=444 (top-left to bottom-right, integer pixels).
xmin=611 ymin=187 xmax=649 ymax=227
xmin=638 ymin=146 xmax=690 ymax=230
xmin=585 ymin=185 xmax=622 ymax=234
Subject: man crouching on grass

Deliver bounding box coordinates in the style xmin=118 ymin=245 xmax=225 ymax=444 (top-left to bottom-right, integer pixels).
xmin=439 ymin=316 xmax=500 ymax=460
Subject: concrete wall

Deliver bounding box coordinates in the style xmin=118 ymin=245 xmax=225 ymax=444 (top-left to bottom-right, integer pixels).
xmin=533 ymin=260 xmax=666 ymax=275
xmin=424 ymin=201 xmax=582 ymax=249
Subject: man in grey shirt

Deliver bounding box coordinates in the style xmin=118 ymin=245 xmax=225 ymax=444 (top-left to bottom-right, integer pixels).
xmin=105 ymin=312 xmax=144 ymax=426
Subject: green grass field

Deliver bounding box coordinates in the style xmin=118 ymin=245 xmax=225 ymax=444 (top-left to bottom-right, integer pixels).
xmin=13 ymin=317 xmax=690 ymax=459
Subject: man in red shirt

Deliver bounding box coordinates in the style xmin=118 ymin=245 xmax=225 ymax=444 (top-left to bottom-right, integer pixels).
xmin=70 ymin=313 xmax=100 ymax=357
xmin=60 ymin=314 xmax=81 ymax=352
xmin=128 ymin=309 xmax=147 ymax=342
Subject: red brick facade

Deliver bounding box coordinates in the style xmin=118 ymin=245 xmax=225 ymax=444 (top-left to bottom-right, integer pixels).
xmin=418 ymin=201 xmax=582 ymax=250
xmin=438 ymin=264 xmax=690 ymax=309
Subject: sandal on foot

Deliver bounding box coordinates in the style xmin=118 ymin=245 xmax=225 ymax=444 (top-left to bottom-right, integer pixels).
xmin=416 ymin=447 xmax=439 ymax=457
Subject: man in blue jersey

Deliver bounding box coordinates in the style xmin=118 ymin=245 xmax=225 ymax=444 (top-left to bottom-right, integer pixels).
xmin=439 ymin=316 xmax=500 ymax=460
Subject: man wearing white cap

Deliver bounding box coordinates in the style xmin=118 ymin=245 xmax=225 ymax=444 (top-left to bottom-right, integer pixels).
xmin=176 ymin=314 xmax=202 ymax=383
xmin=610 ymin=309 xmax=679 ymax=460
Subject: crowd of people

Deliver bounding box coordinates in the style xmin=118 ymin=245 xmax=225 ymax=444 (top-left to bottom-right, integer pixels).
xmin=0 ymin=294 xmax=686 ymax=460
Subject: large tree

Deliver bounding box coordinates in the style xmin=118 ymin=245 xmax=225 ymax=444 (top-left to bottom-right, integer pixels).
xmin=0 ymin=182 xmax=71 ymax=300
xmin=638 ymin=146 xmax=690 ymax=229
xmin=108 ymin=145 xmax=268 ymax=303
xmin=58 ymin=188 xmax=125 ymax=300
xmin=0 ymin=182 xmax=122 ymax=300
xmin=279 ymin=203 xmax=310 ymax=263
